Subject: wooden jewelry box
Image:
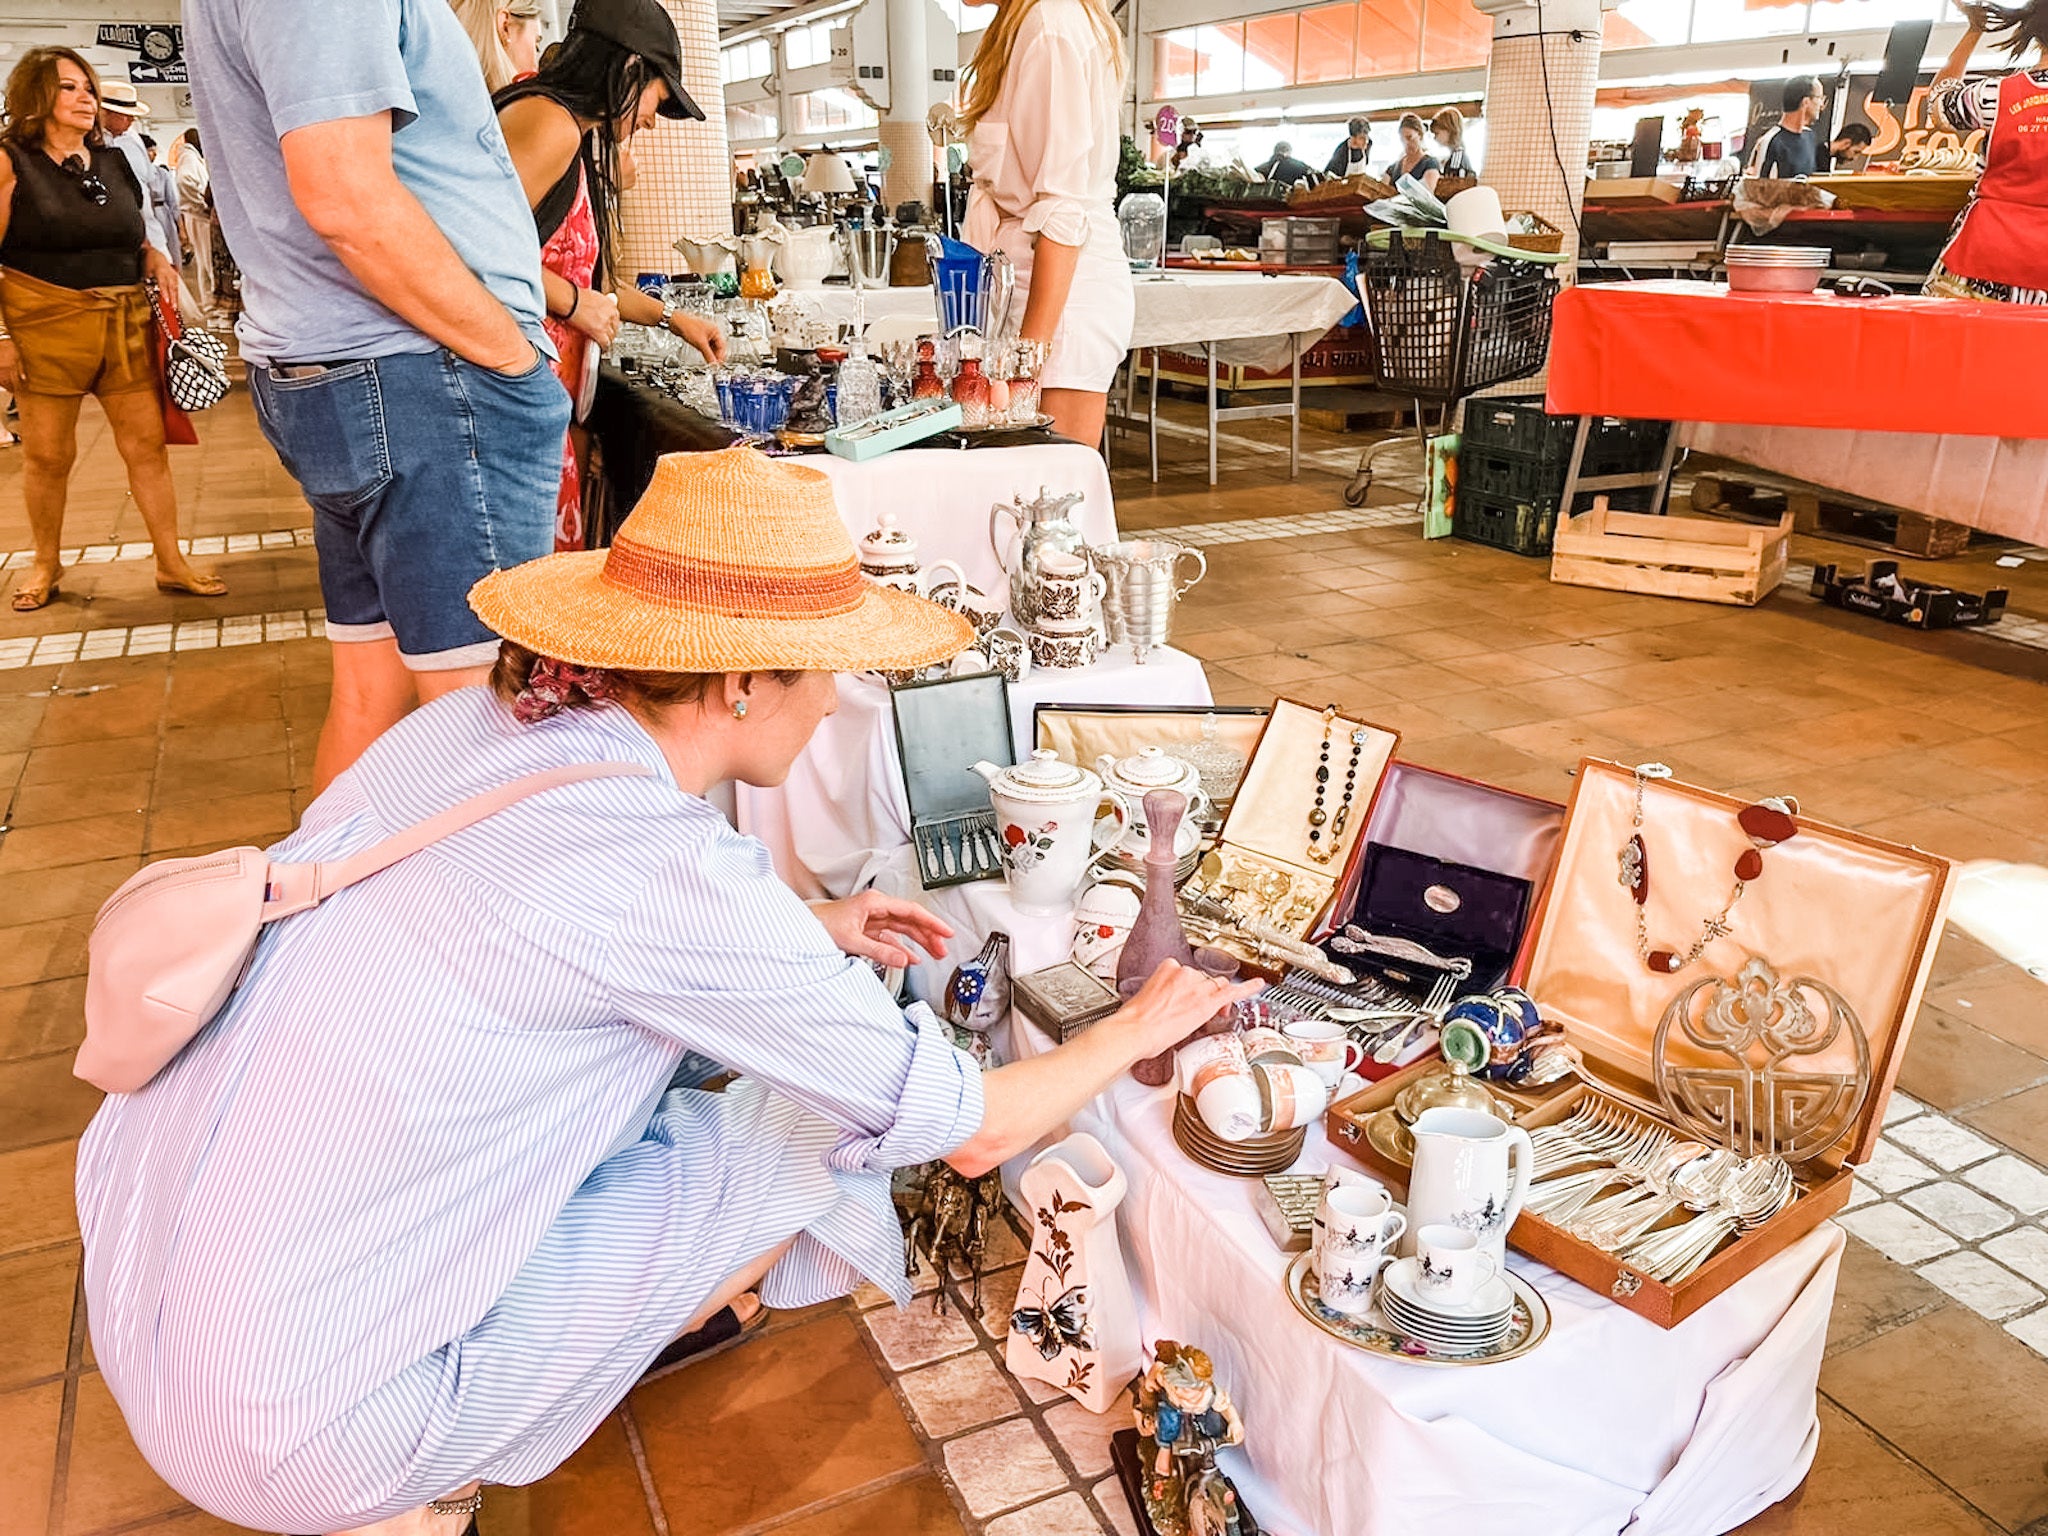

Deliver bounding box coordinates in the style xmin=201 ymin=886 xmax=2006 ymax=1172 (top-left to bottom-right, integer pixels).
xmin=1191 ymin=698 xmax=1400 ymax=945
xmin=1327 ymin=757 xmax=1953 ymax=1328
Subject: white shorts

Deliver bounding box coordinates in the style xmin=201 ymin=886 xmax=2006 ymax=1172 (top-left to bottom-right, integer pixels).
xmin=990 ymin=209 xmax=1136 ymax=394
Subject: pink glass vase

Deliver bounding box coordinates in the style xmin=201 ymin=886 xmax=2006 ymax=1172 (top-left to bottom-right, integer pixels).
xmin=1119 ymin=789 xmax=1196 ymax=1085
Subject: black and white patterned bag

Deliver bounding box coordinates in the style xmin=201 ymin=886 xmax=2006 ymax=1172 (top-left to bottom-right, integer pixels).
xmin=165 ymin=328 xmax=230 ymax=412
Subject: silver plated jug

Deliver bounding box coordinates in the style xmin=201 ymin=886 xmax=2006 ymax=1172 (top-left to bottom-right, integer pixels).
xmin=1090 ymin=539 xmax=1207 ymax=664
xmin=991 ymin=488 xmax=1090 ymax=624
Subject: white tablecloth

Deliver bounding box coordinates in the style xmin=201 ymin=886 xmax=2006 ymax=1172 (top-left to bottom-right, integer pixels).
xmin=786 ymin=271 xmax=1358 ymax=374
xmin=995 ymin=1011 xmax=1842 ymax=1536
xmin=734 ymin=647 xmax=1212 ymax=900
xmin=807 ymin=443 xmax=1114 ymax=599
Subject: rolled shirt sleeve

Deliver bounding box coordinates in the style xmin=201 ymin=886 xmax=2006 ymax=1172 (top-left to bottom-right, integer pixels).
xmin=605 ymin=830 xmax=986 ymax=1172
xmin=243 ymin=0 xmax=419 ymax=137
xmin=1006 ymin=28 xmax=1097 ymax=248
xmin=1930 ymin=76 xmax=1996 ymax=134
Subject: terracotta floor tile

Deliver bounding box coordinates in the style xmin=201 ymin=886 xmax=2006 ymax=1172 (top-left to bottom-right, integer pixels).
xmin=1898 ymin=1006 xmax=2048 ymax=1115
xmin=520 ymin=1412 xmax=655 ymax=1536
xmin=85 ymin=1509 xmax=268 ymax=1536
xmin=1859 ymin=807 xmax=2048 ymax=868
xmin=28 ymin=687 xmax=167 ymax=748
xmin=985 ymin=1491 xmax=1109 ymax=1536
xmin=0 ymin=1381 xmax=63 ymax=1536
xmin=767 ymin=1474 xmax=966 ymax=1536
xmin=61 ymin=1371 xmax=188 ymax=1534
xmin=1925 ymin=970 xmax=2048 ymax=1060
xmin=1962 ymin=1083 xmax=2048 ymax=1167
xmin=19 ymin=738 xmax=160 ymax=787
xmin=897 ymin=1351 xmax=1024 ymax=1438
xmin=1821 ymin=1306 xmax=2048 ymax=1529
xmin=1040 ymin=1396 xmax=1126 ymax=1479
xmin=631 ymin=1312 xmax=923 ymax=1535
xmin=0 ymin=1245 xmax=78 ymax=1391
xmin=0 ymin=1053 xmax=104 ymax=1153
xmin=11 ymin=773 xmax=155 ymax=826
xmin=1929 ymin=928 xmax=2020 ymax=991
xmin=0 ymin=700 xmax=49 ymax=755
xmin=145 ymin=793 xmax=297 ymax=855
xmin=156 ymin=722 xmax=292 ymax=769
xmin=0 ymin=1141 xmax=81 ymax=1257
xmin=941 ymin=1419 xmax=1068 ymax=1519
xmin=0 ymin=918 xmax=94 ymax=990
xmin=862 ymin=1295 xmax=981 ymax=1371
xmin=151 ymin=752 xmax=294 ymax=806
xmin=0 ymin=979 xmax=89 ymax=1063
xmin=1825 ymin=1237 xmax=1950 ymax=1357
xmin=0 ymin=813 xmax=147 ymax=876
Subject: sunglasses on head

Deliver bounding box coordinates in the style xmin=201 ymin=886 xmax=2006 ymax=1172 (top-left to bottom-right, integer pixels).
xmin=59 ymin=155 xmax=109 ymax=206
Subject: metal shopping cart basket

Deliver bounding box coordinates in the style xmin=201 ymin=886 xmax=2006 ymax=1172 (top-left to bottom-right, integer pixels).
xmin=1342 ymin=229 xmax=1565 ymax=508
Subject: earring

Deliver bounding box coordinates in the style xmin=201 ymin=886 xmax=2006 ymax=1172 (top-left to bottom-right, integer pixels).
xmin=731 ymin=699 xmax=748 ymax=719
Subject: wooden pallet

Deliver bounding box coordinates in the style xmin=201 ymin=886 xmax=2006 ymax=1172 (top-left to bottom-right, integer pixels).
xmin=1550 ymin=498 xmax=1792 ymax=606
xmin=1691 ymin=475 xmax=1972 ymax=560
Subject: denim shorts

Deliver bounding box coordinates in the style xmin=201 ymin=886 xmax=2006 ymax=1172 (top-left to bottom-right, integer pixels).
xmin=250 ymin=348 xmax=570 ymax=670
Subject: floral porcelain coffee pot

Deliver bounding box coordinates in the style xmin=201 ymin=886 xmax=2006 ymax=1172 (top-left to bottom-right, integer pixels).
xmin=990 ymin=487 xmax=1090 ymax=624
xmin=972 ymin=751 xmax=1124 ymax=915
xmin=858 ymin=513 xmax=967 ymax=599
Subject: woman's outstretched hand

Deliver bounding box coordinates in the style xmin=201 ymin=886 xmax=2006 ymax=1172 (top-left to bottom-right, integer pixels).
xmin=1117 ymin=959 xmax=1266 ymax=1057
xmin=812 ymin=891 xmax=955 ymax=969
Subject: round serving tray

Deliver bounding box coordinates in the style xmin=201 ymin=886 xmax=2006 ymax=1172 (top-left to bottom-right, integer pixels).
xmin=1283 ymin=1251 xmax=1551 ymax=1367
xmin=952 ymin=413 xmax=1055 ymax=436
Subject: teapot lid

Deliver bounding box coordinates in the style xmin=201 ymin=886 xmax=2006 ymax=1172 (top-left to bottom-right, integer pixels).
xmin=859 ymin=512 xmax=918 ymax=563
xmin=989 ymin=749 xmax=1100 ymax=803
xmin=1101 ymin=745 xmax=1199 ymax=794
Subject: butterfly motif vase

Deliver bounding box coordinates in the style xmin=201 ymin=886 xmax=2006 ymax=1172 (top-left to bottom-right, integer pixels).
xmin=1006 ymin=1132 xmax=1141 ymax=1414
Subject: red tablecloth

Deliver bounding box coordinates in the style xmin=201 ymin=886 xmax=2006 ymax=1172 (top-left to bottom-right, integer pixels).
xmin=1545 ymin=280 xmax=2048 ymax=440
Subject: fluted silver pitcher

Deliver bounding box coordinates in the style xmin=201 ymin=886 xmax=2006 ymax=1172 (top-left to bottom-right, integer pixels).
xmin=1090 ymin=540 xmax=1207 ymax=664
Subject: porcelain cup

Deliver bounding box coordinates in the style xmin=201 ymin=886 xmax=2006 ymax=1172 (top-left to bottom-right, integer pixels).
xmin=1414 ymin=1223 xmax=1500 ymax=1305
xmin=1314 ymin=1177 xmax=1404 ymax=1315
xmin=1283 ymin=1020 xmax=1368 ymax=1090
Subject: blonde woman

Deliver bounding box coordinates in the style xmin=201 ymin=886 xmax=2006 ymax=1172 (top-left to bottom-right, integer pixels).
xmin=451 ymin=0 xmax=545 ymax=92
xmin=1432 ymin=107 xmax=1474 ymax=178
xmin=960 ymin=0 xmax=1132 ymax=447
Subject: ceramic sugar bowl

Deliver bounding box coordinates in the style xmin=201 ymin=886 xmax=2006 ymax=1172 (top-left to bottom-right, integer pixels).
xmin=1094 ymin=747 xmax=1208 ymax=878
xmin=858 ymin=512 xmax=966 ymax=599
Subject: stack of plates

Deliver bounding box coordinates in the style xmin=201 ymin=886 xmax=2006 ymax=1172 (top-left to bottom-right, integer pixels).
xmin=1172 ymin=1095 xmax=1306 ymax=1177
xmin=1377 ymin=1257 xmax=1515 ymax=1356
xmin=1724 ymin=245 xmax=1829 ymax=294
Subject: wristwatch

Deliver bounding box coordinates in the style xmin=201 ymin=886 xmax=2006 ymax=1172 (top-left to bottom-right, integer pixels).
xmin=658 ymin=297 xmax=678 ymax=331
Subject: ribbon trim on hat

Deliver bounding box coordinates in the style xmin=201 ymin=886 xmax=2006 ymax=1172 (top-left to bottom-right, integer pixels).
xmin=600 ymin=537 xmax=866 ymax=618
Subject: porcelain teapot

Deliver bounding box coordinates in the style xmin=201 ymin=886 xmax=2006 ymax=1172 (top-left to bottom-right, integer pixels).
xmin=1095 ymin=746 xmax=1209 ymax=863
xmin=673 ymin=231 xmax=740 ymax=276
xmin=972 ymin=751 xmax=1127 ymax=915
xmin=858 ymin=513 xmax=967 ymax=598
xmin=774 ymin=224 xmax=837 ymax=289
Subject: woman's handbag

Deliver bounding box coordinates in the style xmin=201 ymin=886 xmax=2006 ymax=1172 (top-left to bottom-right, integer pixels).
xmin=147 ymin=279 xmax=229 ymax=412
xmin=76 ymin=762 xmax=654 ymax=1094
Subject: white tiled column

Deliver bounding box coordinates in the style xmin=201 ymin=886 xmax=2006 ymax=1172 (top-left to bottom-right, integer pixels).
xmin=616 ymin=0 xmax=732 ymax=277
xmin=1481 ymin=4 xmax=1602 ymax=285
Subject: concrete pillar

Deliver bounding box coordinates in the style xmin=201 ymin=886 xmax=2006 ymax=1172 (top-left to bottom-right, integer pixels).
xmin=615 ymin=0 xmax=732 ymax=276
xmin=881 ymin=0 xmax=932 ymax=209
xmin=1480 ymin=0 xmax=1603 ymax=286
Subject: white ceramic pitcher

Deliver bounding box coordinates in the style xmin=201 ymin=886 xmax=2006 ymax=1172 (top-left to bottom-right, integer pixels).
xmin=1402 ymin=1106 xmax=1533 ymax=1263
xmin=1006 ymin=1132 xmax=1141 ymax=1413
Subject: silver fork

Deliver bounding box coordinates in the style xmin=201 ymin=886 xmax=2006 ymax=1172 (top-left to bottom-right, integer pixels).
xmin=1531 ymin=1100 xmax=1644 ymax=1179
xmin=1526 ymin=1124 xmax=1679 ymax=1225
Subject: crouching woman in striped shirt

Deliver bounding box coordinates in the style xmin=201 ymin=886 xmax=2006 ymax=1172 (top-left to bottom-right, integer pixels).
xmin=75 ymin=447 xmax=1255 ymax=1536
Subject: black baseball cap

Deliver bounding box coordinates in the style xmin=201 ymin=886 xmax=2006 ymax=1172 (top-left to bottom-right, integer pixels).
xmin=569 ymin=0 xmax=704 ymax=120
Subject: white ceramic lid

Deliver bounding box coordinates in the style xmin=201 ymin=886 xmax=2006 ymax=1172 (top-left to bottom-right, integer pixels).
xmin=1101 ymin=744 xmax=1201 ymax=796
xmin=859 ymin=512 xmax=919 ymax=566
xmin=988 ymin=749 xmax=1101 ymax=803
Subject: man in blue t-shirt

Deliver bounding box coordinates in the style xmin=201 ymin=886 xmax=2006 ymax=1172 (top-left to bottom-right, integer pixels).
xmin=1747 ymin=77 xmax=1826 ymax=180
xmin=185 ymin=0 xmax=571 ymax=790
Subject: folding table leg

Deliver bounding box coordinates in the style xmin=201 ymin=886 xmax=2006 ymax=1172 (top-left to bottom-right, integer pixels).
xmin=1289 ymin=337 xmax=1302 ymax=480
xmin=1206 ymin=343 xmax=1219 ymax=487
xmin=1148 ymin=350 xmax=1160 ymax=484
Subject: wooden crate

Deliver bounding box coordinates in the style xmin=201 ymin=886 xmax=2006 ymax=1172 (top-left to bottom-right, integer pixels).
xmin=1550 ymin=498 xmax=1791 ymax=606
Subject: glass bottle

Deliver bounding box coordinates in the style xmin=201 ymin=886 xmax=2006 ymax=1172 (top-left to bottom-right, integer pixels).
xmin=834 ymin=346 xmax=883 ymax=427
xmin=911 ymin=357 xmax=946 ymax=400
xmin=1120 ymin=789 xmax=1197 ymax=1086
xmin=950 ymin=353 xmax=991 ymax=428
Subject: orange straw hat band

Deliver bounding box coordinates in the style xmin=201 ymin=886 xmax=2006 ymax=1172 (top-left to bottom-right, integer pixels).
xmin=469 ymin=447 xmax=972 ymax=675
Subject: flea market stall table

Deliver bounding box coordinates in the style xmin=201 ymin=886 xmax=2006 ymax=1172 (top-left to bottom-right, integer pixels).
xmin=988 ymin=1006 xmax=1844 ymax=1536
xmin=784 ymin=272 xmax=1359 ymax=485
xmin=1544 ymin=279 xmax=2048 ymax=543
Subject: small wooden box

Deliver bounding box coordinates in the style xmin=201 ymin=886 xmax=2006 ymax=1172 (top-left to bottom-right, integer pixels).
xmin=1550 ymin=499 xmax=1791 ymax=608
xmin=1328 ymin=758 xmax=1952 ymax=1327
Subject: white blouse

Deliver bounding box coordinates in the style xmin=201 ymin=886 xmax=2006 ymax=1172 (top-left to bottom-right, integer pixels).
xmin=964 ymin=0 xmax=1124 ymax=250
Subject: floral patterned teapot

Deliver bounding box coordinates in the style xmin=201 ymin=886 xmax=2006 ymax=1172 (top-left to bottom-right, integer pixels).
xmin=971 ymin=751 xmax=1125 ymax=916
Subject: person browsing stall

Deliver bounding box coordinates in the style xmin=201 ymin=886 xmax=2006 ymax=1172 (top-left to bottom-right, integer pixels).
xmin=1324 ymin=116 xmax=1372 ymax=177
xmin=452 ymin=0 xmax=546 ymax=91
xmin=185 ymin=0 xmax=572 ymax=794
xmin=75 ymin=447 xmax=1262 ymax=1536
xmin=0 ymin=48 xmax=224 ymax=612
xmin=496 ymin=0 xmax=730 ymax=552
xmin=1747 ymin=77 xmax=1826 ymax=179
xmin=959 ymin=0 xmax=1134 ymax=447
xmin=1256 ymin=140 xmax=1314 ymax=186
xmin=1432 ymin=108 xmax=1475 ymax=177
xmin=1386 ymin=112 xmax=1441 ymax=191
xmin=1924 ymin=2 xmax=2048 ymax=302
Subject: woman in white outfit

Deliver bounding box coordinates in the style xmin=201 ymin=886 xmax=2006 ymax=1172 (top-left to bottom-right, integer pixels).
xmin=169 ymin=130 xmax=213 ymax=314
xmin=960 ymin=0 xmax=1133 ymax=447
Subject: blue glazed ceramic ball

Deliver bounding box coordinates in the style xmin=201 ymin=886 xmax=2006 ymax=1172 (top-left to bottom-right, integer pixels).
xmin=1437 ymin=987 xmax=1544 ymax=1081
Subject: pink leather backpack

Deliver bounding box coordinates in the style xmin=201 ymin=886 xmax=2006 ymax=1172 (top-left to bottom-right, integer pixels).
xmin=76 ymin=763 xmax=652 ymax=1094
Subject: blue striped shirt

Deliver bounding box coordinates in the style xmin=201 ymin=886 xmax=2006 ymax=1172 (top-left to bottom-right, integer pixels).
xmin=77 ymin=688 xmax=983 ymax=1527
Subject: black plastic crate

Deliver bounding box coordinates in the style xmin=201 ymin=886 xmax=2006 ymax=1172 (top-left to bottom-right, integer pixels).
xmin=1462 ymin=402 xmax=1671 ymax=479
xmin=1459 ymin=442 xmax=1563 ymax=504
xmin=1452 ymin=487 xmax=1559 ymax=556
xmin=1811 ymin=561 xmax=2008 ymax=630
xmin=1580 ymin=417 xmax=1673 ymax=479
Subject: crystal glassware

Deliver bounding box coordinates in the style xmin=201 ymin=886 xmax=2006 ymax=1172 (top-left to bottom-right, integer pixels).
xmin=834 ymin=350 xmax=883 ymax=426
xmin=950 ymin=353 xmax=991 ymax=428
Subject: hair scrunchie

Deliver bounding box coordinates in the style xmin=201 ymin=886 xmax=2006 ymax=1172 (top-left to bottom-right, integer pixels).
xmin=514 ymin=656 xmax=618 ymax=723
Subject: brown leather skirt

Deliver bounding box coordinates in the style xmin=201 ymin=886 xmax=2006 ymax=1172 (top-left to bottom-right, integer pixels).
xmin=0 ymin=267 xmax=156 ymax=398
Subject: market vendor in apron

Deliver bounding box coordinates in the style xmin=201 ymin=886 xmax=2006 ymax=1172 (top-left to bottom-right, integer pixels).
xmin=1924 ymin=1 xmax=2048 ymax=303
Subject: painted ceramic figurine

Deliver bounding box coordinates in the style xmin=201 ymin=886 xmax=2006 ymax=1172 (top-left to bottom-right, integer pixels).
xmin=1134 ymin=1341 xmax=1250 ymax=1536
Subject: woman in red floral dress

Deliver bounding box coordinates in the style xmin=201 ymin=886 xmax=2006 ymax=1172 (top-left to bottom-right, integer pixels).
xmin=497 ymin=0 xmax=727 ymax=551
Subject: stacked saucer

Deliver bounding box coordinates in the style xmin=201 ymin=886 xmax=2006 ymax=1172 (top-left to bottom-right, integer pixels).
xmin=1377 ymin=1257 xmax=1515 ymax=1356
xmin=1172 ymin=1095 xmax=1307 ymax=1176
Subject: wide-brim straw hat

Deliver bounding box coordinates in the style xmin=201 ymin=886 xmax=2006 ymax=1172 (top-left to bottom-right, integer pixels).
xmin=470 ymin=447 xmax=973 ymax=673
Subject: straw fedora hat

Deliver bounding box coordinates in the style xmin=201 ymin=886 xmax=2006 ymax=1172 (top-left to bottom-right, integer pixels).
xmin=470 ymin=447 xmax=973 ymax=673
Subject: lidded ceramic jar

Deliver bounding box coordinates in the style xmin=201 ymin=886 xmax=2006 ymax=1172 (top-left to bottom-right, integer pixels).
xmin=858 ymin=512 xmax=922 ymax=582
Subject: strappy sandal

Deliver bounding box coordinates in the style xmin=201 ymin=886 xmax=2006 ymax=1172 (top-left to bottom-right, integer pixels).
xmin=154 ymin=569 xmax=228 ymax=597
xmin=11 ymin=576 xmax=58 ymax=612
xmin=640 ymin=1298 xmax=770 ymax=1379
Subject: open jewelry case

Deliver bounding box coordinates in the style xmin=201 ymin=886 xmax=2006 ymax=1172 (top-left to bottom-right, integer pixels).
xmin=1181 ymin=698 xmax=1400 ymax=950
xmin=889 ymin=672 xmax=1015 ymax=889
xmin=1327 ymin=757 xmax=1953 ymax=1327
xmin=1310 ymin=762 xmax=1566 ymax=1005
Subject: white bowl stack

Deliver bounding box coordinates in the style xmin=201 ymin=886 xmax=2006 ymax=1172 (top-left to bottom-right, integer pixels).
xmin=1724 ymin=245 xmax=1831 ymax=294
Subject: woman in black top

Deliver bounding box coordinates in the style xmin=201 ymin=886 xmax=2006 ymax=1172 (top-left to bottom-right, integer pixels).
xmin=1386 ymin=112 xmax=1442 ymax=193
xmin=1432 ymin=108 xmax=1475 ymax=179
xmin=0 ymin=46 xmax=221 ymax=610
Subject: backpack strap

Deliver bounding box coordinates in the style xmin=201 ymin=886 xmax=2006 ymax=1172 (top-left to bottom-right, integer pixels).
xmin=260 ymin=762 xmax=656 ymax=920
